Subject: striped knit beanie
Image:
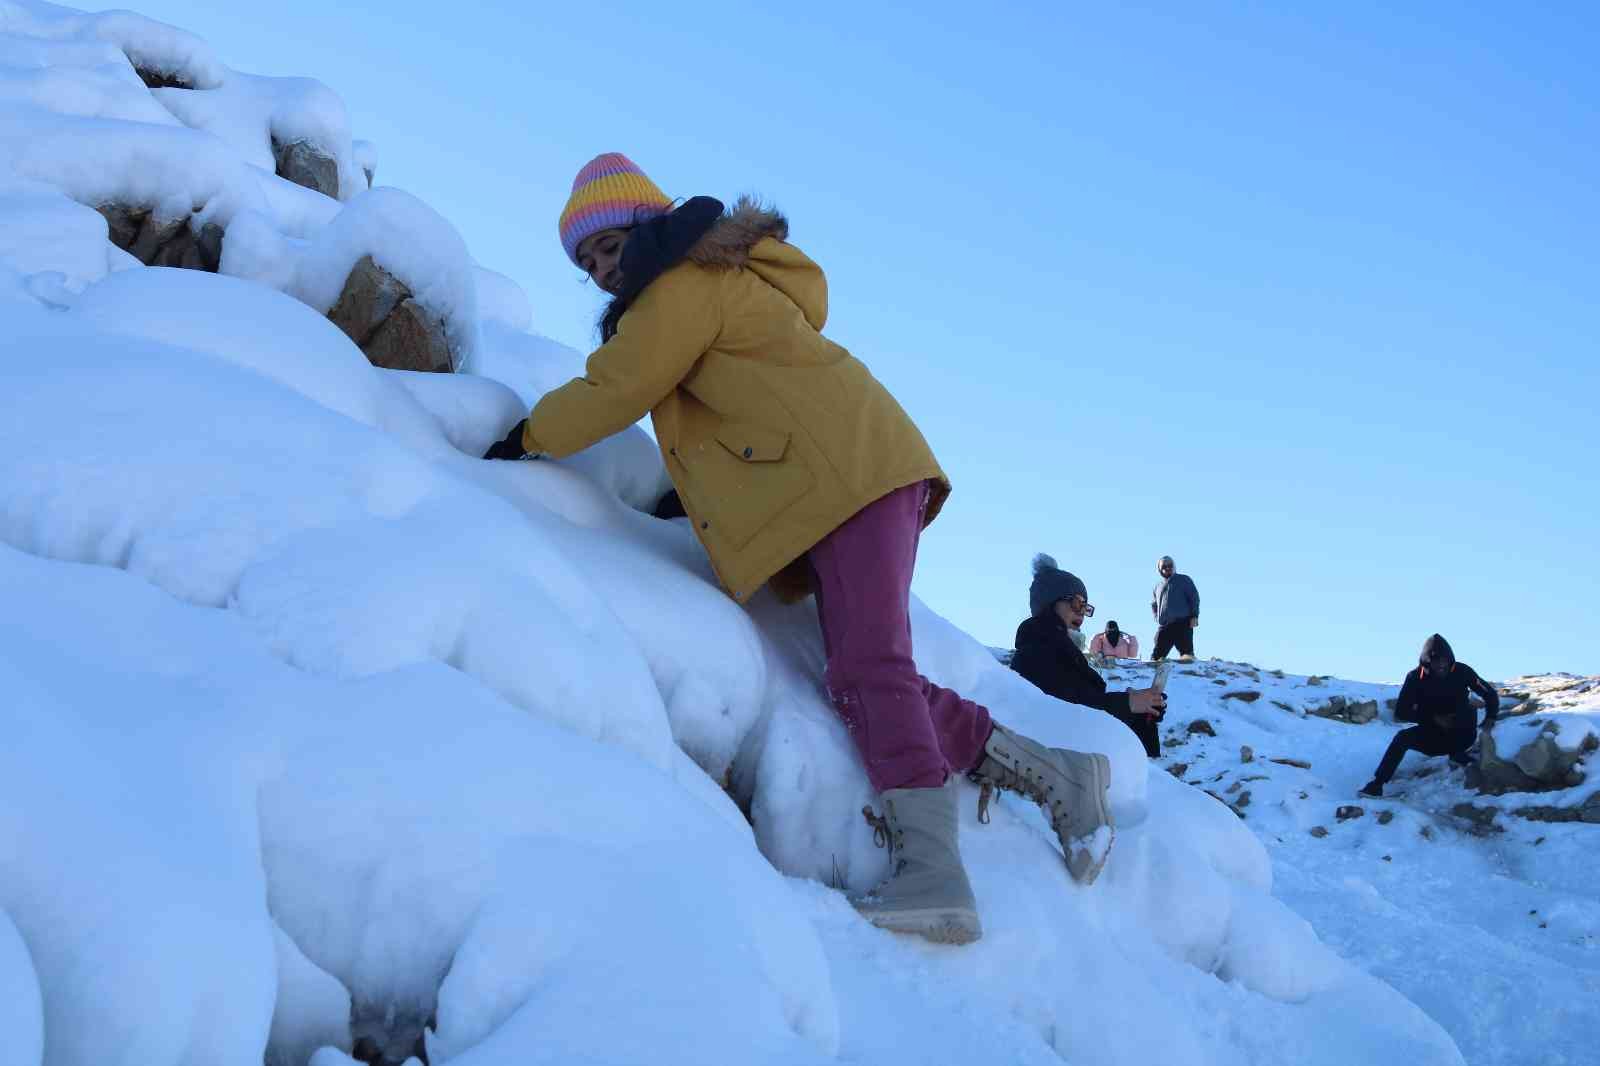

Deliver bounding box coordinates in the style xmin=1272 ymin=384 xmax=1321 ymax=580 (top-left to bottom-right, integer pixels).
xmin=558 ymin=153 xmax=672 ymax=266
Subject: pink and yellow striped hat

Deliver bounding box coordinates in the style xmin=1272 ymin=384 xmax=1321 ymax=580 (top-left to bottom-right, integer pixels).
xmin=558 ymin=153 xmax=672 ymax=266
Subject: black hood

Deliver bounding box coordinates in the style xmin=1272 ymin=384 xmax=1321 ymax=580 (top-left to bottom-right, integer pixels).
xmin=1419 ymin=633 xmax=1455 ymax=668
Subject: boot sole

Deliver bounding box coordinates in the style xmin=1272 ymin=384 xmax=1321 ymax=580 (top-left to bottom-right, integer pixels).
xmin=1066 ymin=754 xmax=1114 ymax=884
xmin=1000 ymin=741 xmax=1115 ymax=884
xmin=1068 ymin=825 xmax=1114 ymax=886
xmin=858 ymin=906 xmax=983 ymax=945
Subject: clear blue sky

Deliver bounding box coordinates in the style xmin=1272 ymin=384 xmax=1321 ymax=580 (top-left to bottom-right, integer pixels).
xmin=141 ymin=0 xmax=1598 ymax=683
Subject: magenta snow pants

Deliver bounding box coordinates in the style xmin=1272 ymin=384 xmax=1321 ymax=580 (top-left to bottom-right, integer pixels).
xmin=807 ymin=480 xmax=994 ymax=793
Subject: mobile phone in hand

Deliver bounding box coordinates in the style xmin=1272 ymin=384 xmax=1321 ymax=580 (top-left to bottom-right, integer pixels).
xmin=1152 ymin=661 xmax=1173 ymax=693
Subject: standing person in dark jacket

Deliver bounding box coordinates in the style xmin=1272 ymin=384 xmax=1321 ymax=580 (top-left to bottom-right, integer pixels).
xmin=1151 ymin=555 xmax=1201 ymax=660
xmin=1360 ymin=634 xmax=1500 ymax=797
xmin=1012 ymin=555 xmax=1168 ymax=757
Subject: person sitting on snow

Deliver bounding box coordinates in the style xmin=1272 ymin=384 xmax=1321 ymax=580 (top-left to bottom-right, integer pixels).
xmin=483 ymin=153 xmax=1116 ymax=945
xmin=1011 ymin=555 xmax=1167 ymax=758
xmin=1360 ymin=634 xmax=1499 ymax=797
xmin=1089 ymin=621 xmax=1139 ymax=660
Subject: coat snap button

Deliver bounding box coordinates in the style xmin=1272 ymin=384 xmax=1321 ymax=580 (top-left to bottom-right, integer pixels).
xmin=701 ymin=521 xmax=709 ymax=530
xmin=743 ymin=446 xmax=753 ymax=458
xmin=669 ymin=447 xmax=676 ymax=456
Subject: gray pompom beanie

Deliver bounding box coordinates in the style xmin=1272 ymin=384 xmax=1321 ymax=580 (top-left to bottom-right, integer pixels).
xmin=1029 ymin=553 xmax=1088 ymax=618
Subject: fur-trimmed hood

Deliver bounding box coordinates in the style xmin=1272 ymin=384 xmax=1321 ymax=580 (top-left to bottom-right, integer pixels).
xmin=687 ymin=196 xmax=789 ymax=267
xmin=687 ymin=196 xmax=827 ymax=330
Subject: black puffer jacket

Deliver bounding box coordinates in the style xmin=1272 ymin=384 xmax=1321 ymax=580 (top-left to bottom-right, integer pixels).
xmin=1012 ymin=615 xmax=1128 ymax=715
xmin=1011 ymin=615 xmax=1161 ymax=757
xmin=1395 ymin=634 xmax=1500 ymax=733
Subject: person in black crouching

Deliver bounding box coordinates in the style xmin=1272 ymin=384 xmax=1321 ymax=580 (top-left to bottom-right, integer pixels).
xmin=1011 ymin=554 xmax=1167 ymax=757
xmin=1360 ymin=634 xmax=1499 ymax=797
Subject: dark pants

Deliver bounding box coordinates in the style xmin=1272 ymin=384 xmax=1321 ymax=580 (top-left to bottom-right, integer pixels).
xmin=1152 ymin=619 xmax=1195 ymax=660
xmin=808 ymin=481 xmax=994 ymax=793
xmin=1112 ymin=709 xmax=1161 ymax=758
xmin=1373 ymin=726 xmax=1475 ymax=784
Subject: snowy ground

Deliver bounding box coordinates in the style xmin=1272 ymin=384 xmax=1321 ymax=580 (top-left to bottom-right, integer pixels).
xmin=1099 ymin=658 xmax=1600 ymax=1066
xmin=1 ymin=4 xmax=1593 ymax=1065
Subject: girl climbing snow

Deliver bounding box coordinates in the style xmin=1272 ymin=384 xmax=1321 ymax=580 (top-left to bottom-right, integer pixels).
xmin=484 ymin=153 xmax=1115 ymax=944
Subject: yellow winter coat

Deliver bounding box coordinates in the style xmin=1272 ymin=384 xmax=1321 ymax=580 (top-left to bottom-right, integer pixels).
xmin=523 ymin=200 xmax=948 ymax=603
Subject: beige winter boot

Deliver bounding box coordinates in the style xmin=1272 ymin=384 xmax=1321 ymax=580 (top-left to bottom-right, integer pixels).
xmin=853 ymin=781 xmax=982 ymax=945
xmin=972 ymin=722 xmax=1114 ymax=884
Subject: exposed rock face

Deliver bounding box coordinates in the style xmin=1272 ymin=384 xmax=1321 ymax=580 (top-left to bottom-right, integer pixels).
xmin=97 ymin=204 xmax=222 ymax=271
xmin=273 ymin=137 xmax=340 ymax=199
xmin=1305 ymin=695 xmax=1379 ymax=725
xmin=134 ymin=66 xmax=195 ymax=90
xmin=1344 ymin=700 xmax=1379 ymax=724
xmin=329 ymin=256 xmax=407 ymax=339
xmin=1503 ymin=792 xmax=1600 ymax=825
xmin=1472 ymin=725 xmax=1596 ymax=795
xmin=1187 ymin=719 xmax=1216 ymax=737
xmin=365 ymin=299 xmax=454 ymax=373
xmin=1450 ymin=802 xmax=1502 ymax=835
xmin=328 ymin=256 xmax=456 ymax=373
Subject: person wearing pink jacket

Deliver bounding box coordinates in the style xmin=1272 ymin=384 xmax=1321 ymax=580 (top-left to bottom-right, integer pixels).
xmin=1089 ymin=621 xmax=1140 ymax=660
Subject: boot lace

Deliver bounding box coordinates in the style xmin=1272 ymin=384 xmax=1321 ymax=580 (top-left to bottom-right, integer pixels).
xmin=975 ymin=780 xmax=996 ymax=824
xmin=970 ymin=757 xmax=1056 ymax=824
xmin=861 ymin=805 xmax=906 ymax=873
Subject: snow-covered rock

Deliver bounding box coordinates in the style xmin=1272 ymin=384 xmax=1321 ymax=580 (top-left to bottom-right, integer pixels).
xmin=1 ymin=0 xmax=476 ymax=370
xmin=6 ymin=4 xmax=1590 ymax=1066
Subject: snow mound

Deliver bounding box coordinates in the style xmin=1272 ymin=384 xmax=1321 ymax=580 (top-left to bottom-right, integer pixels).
xmin=0 ymin=5 xmax=1473 ymax=1065
xmin=1 ymin=0 xmax=502 ymax=364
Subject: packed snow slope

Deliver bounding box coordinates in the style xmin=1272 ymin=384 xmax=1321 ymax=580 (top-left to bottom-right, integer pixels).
xmin=0 ymin=4 xmax=1584 ymax=1065
xmin=1102 ymin=660 xmax=1600 ymax=1066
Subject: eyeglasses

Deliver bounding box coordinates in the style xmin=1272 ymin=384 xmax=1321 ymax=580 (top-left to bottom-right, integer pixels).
xmin=1066 ymin=596 xmax=1095 ymax=618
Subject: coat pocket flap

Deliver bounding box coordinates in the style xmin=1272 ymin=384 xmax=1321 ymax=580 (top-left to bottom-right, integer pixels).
xmin=716 ymin=423 xmax=789 ymax=462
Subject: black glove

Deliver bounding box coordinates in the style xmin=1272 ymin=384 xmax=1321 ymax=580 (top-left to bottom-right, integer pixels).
xmin=483 ymin=420 xmax=530 ymax=460
xmin=652 ymin=488 xmax=687 ymax=521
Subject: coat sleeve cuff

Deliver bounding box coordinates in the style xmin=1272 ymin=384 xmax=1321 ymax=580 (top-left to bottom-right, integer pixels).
xmin=521 ymin=420 xmax=548 ymax=459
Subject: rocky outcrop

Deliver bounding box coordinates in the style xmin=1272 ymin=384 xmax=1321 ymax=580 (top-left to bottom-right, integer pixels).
xmin=1471 ymin=724 xmax=1596 ymax=795
xmin=1305 ymin=695 xmax=1379 ymax=725
xmin=273 ymin=137 xmax=340 ymax=199
xmin=328 ymin=256 xmax=456 ymax=373
xmin=98 ymin=204 xmax=223 ymax=271
xmin=1500 ymin=792 xmax=1600 ymax=824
